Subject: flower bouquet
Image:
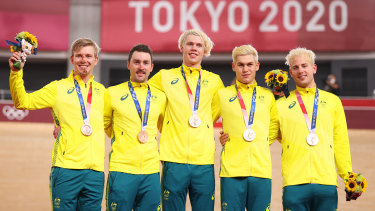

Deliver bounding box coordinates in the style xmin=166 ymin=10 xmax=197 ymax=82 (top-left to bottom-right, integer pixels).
xmin=6 ymin=31 xmax=38 ymax=70
xmin=265 ymin=69 xmax=290 ymax=98
xmin=344 ymin=172 xmax=367 ymax=201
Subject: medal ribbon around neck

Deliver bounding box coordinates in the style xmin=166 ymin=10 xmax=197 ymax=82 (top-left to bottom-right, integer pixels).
xmin=73 ymin=76 xmax=92 ymax=126
xmin=128 ymin=81 xmax=151 ymax=132
xmin=236 ymin=84 xmax=257 ymax=130
xmin=295 ymin=89 xmax=319 ymax=134
xmin=180 ymin=66 xmax=201 ymax=116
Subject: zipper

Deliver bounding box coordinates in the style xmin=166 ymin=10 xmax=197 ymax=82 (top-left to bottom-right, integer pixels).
xmin=139 ymin=143 xmax=143 ymax=174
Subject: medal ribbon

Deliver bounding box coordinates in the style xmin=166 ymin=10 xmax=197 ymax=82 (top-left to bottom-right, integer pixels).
xmin=295 ymin=89 xmax=319 ymax=134
xmin=180 ymin=66 xmax=201 ymax=116
xmin=73 ymin=76 xmax=92 ymax=125
xmin=128 ymin=81 xmax=151 ymax=131
xmin=236 ymin=84 xmax=257 ymax=129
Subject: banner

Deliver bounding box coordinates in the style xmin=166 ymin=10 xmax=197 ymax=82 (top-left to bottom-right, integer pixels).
xmin=0 ymin=0 xmax=69 ymax=51
xmin=0 ymin=102 xmax=53 ymax=123
xmin=101 ymin=0 xmax=375 ymax=52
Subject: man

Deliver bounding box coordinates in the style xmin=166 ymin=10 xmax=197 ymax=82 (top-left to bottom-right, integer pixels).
xmin=9 ymin=38 xmax=106 ymax=210
xmin=148 ymin=29 xmax=224 ymax=211
xmin=218 ymin=44 xmax=277 ymax=211
xmin=275 ymin=47 xmax=354 ymax=210
xmin=104 ymin=44 xmax=166 ymax=211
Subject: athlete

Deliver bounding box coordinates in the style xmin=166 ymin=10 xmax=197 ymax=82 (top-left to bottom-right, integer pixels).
xmin=148 ymin=29 xmax=224 ymax=211
xmin=104 ymin=44 xmax=166 ymax=211
xmin=9 ymin=38 xmax=106 ymax=210
xmin=275 ymin=47 xmax=354 ymax=210
xmin=218 ymin=44 xmax=277 ymax=211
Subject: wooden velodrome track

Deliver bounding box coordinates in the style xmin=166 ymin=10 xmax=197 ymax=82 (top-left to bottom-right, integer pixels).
xmin=0 ymin=122 xmax=373 ymax=210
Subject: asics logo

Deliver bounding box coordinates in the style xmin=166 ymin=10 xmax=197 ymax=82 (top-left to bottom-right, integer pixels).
xmin=229 ymin=96 xmax=237 ymax=102
xmin=67 ymin=87 xmax=75 ymax=94
xmin=121 ymin=94 xmax=129 ymax=101
xmin=2 ymin=105 xmax=29 ymax=120
xmin=171 ymin=78 xmax=179 ymax=85
xmin=289 ymin=101 xmax=296 ymax=109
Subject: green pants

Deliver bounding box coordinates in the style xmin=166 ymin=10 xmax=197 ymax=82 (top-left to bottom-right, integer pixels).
xmin=161 ymin=162 xmax=215 ymax=211
xmin=221 ymin=176 xmax=271 ymax=211
xmin=283 ymin=184 xmax=337 ymax=211
xmin=106 ymin=171 xmax=161 ymax=211
xmin=49 ymin=167 xmax=104 ymax=211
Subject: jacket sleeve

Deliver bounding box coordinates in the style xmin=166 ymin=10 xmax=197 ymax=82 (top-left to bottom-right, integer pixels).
xmin=103 ymin=89 xmax=113 ymax=138
xmin=333 ymin=98 xmax=353 ymax=179
xmin=268 ymin=97 xmax=280 ymax=145
xmin=148 ymin=70 xmax=164 ymax=92
xmin=212 ymin=77 xmax=225 ymax=123
xmin=157 ymin=94 xmax=167 ymax=133
xmin=9 ymin=69 xmax=56 ymax=110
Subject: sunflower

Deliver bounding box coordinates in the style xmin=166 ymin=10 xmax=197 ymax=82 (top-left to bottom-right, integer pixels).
xmin=346 ymin=180 xmax=357 ymax=192
xmin=265 ymin=72 xmax=275 ymax=83
xmin=276 ymin=74 xmax=288 ymax=84
xmin=24 ymin=32 xmax=38 ymax=47
xmin=360 ymin=177 xmax=367 ymax=192
xmin=347 ymin=172 xmax=357 ymax=181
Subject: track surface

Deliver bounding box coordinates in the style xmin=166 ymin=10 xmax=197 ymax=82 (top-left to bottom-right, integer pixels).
xmin=0 ymin=122 xmax=373 ymax=210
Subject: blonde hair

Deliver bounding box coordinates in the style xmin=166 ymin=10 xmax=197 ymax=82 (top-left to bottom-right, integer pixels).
xmin=232 ymin=44 xmax=259 ymax=64
xmin=178 ymin=29 xmax=214 ymax=57
xmin=285 ymin=47 xmax=316 ymax=67
xmin=71 ymin=38 xmax=100 ymax=57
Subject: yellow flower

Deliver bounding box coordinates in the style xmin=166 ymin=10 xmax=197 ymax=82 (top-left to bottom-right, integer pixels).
xmin=265 ymin=72 xmax=275 ymax=83
xmin=276 ymin=74 xmax=287 ymax=84
xmin=360 ymin=177 xmax=367 ymax=192
xmin=10 ymin=46 xmax=15 ymax=53
xmin=347 ymin=172 xmax=357 ymax=181
xmin=25 ymin=32 xmax=38 ymax=47
xmin=346 ymin=180 xmax=357 ymax=192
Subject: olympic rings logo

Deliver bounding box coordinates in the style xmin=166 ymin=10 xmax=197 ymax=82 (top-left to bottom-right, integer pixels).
xmin=2 ymin=105 xmax=29 ymax=120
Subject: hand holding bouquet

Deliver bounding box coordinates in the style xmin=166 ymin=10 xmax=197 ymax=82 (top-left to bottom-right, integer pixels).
xmin=345 ymin=172 xmax=367 ymax=201
xmin=6 ymin=31 xmax=38 ymax=70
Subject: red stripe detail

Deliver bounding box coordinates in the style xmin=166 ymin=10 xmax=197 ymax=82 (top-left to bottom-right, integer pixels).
xmin=87 ymin=82 xmax=92 ymax=104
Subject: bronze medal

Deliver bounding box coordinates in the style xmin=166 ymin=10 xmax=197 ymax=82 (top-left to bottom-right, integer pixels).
xmin=81 ymin=123 xmax=93 ymax=136
xmin=138 ymin=130 xmax=149 ymax=144
xmin=243 ymin=128 xmax=256 ymax=142
xmin=189 ymin=114 xmax=201 ymax=128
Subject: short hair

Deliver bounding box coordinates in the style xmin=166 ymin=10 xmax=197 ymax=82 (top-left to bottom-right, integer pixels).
xmin=178 ymin=29 xmax=214 ymax=57
xmin=232 ymin=44 xmax=259 ymax=64
xmin=285 ymin=47 xmax=316 ymax=67
xmin=128 ymin=44 xmax=153 ymax=64
xmin=71 ymin=38 xmax=100 ymax=58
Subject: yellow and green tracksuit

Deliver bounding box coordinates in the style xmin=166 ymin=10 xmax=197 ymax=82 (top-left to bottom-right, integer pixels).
xmin=274 ymin=86 xmax=352 ymax=210
xmin=148 ymin=64 xmax=224 ymax=164
xmin=10 ymin=69 xmax=106 ymax=210
xmin=274 ymin=86 xmax=352 ymax=187
xmin=10 ymin=70 xmax=106 ymax=171
xmin=104 ymin=81 xmax=166 ymax=174
xmin=219 ymin=81 xmax=278 ymax=178
xmin=148 ymin=64 xmax=224 ymax=211
xmin=104 ymin=81 xmax=166 ymax=211
xmin=218 ymin=81 xmax=277 ymax=211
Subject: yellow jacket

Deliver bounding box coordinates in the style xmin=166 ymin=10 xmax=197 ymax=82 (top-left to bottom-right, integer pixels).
xmin=273 ymin=86 xmax=352 ymax=187
xmin=10 ymin=70 xmax=106 ymax=171
xmin=104 ymin=81 xmax=166 ymax=174
xmin=148 ymin=64 xmax=224 ymax=164
xmin=219 ymin=81 xmax=278 ymax=178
